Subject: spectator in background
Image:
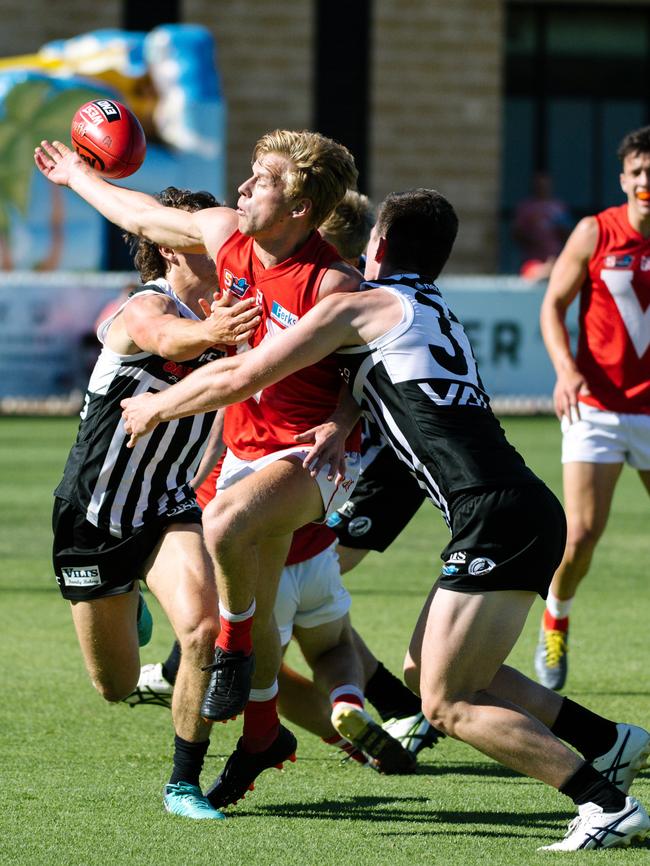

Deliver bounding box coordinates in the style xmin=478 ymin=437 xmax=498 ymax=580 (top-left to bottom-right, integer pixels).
xmin=512 ymin=172 xmax=573 ymax=281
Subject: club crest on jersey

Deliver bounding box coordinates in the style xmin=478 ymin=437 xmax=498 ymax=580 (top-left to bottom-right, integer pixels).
xmin=223 ymin=269 xmax=250 ymax=298
xmin=604 ymin=254 xmax=633 ymax=268
xmin=270 ymin=301 xmax=299 ymax=328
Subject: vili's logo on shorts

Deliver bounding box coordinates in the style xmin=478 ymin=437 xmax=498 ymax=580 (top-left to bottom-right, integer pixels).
xmin=61 ymin=565 xmax=101 ymax=587
xmin=468 ymin=557 xmax=496 ymax=575
xmin=348 ymin=516 xmax=372 ymax=537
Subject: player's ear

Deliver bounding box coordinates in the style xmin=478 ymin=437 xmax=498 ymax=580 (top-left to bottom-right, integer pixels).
xmin=375 ymin=236 xmax=387 ymax=262
xmin=291 ymin=198 xmax=310 ymax=218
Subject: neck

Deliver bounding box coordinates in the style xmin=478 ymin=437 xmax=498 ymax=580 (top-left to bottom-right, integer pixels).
xmin=628 ymin=207 xmax=650 ymax=239
xmin=252 ymin=229 xmax=313 ymax=269
xmin=166 ymin=276 xmax=216 ymax=317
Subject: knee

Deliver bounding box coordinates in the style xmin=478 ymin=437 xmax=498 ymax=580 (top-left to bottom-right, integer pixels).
xmin=420 ymin=691 xmax=468 ymax=738
xmin=177 ymin=615 xmax=218 ymax=661
xmin=203 ymin=498 xmax=249 ymax=551
xmin=564 ymin=523 xmax=601 ymax=560
xmin=403 ymin=650 xmax=421 ymax=696
xmin=92 ymin=674 xmax=137 ymax=704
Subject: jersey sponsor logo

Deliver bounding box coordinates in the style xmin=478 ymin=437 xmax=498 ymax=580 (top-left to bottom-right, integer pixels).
xmin=222 ymin=269 xmax=250 ymax=298
xmin=419 ymin=380 xmax=489 ymax=408
xmin=600 ymin=269 xmax=650 ymax=357
xmin=348 ymin=515 xmax=372 ymax=537
xmin=166 ymin=499 xmax=198 ymax=518
xmin=442 ymin=564 xmax=459 ymax=575
xmin=163 ymin=360 xmax=196 ymax=382
xmin=468 ymin=557 xmax=496 ymax=575
xmin=604 ymin=254 xmax=634 ymax=269
xmin=447 ymin=551 xmax=467 ymax=564
xmin=326 ymin=511 xmax=344 ymax=528
xmin=199 ymin=349 xmax=226 ymax=363
xmin=641 ymin=256 xmax=650 ymax=272
xmin=61 ymin=565 xmax=101 ymax=587
xmin=270 ymin=301 xmax=299 ymax=328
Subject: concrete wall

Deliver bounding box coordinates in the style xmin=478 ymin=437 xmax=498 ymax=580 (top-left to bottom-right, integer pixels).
xmin=1 ymin=0 xmax=636 ymax=272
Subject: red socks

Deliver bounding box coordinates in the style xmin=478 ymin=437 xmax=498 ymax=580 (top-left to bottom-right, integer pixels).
xmin=216 ymin=614 xmax=254 ymax=655
xmin=544 ymin=608 xmax=569 ymax=632
xmin=242 ymin=696 xmax=280 ymax=753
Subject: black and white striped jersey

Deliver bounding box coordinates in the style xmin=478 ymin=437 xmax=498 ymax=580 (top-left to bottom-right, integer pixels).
xmin=336 ymin=274 xmax=538 ymax=526
xmin=55 ymin=279 xmax=221 ymax=538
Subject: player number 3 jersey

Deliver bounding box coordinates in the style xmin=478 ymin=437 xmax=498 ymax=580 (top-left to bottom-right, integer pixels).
xmin=336 ymin=274 xmax=538 ymax=526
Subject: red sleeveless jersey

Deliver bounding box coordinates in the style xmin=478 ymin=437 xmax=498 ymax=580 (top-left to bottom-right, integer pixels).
xmin=217 ymin=229 xmax=361 ymax=457
xmin=577 ymin=204 xmax=650 ymax=413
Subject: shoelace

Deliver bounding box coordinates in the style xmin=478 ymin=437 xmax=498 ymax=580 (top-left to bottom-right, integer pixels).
xmin=544 ymin=629 xmax=568 ymax=668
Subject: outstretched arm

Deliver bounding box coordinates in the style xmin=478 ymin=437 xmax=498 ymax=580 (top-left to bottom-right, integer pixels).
xmin=34 ymin=140 xmax=237 ymax=252
xmin=540 ymin=216 xmax=597 ymax=420
xmin=121 ymin=292 xmax=362 ymax=446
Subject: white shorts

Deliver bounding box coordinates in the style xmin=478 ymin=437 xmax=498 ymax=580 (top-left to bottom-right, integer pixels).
xmin=274 ymin=542 xmax=351 ymax=646
xmin=561 ymin=403 xmax=650 ymax=469
xmin=217 ymin=445 xmax=361 ymax=519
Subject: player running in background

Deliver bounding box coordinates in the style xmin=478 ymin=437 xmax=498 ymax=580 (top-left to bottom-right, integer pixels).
xmin=534 ymin=125 xmax=650 ymax=690
xmin=49 ymin=187 xmax=260 ymax=821
xmin=35 ymin=129 xmax=362 ymax=790
xmin=121 ymin=188 xmax=650 ymax=850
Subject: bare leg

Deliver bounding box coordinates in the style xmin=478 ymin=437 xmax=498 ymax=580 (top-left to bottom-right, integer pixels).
xmin=294 ymin=615 xmax=363 ymax=697
xmin=69 ymin=587 xmax=140 ymax=701
xmin=146 ymin=524 xmax=218 ymax=742
xmin=415 ymin=587 xmax=583 ymax=788
xmin=202 ymin=458 xmax=325 ymax=689
xmin=550 ymin=461 xmax=622 ymax=599
xmin=277 ymin=661 xmax=334 ymax=738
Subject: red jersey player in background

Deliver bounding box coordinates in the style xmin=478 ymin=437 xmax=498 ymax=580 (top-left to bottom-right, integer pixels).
xmin=535 ymin=125 xmax=650 ymax=690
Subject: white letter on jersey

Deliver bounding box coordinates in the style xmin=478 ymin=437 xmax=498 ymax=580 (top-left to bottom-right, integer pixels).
xmin=601 ymin=269 xmax=650 ymax=358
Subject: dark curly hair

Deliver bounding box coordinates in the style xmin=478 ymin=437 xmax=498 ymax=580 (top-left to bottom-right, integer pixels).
xmin=123 ymin=186 xmax=220 ymax=283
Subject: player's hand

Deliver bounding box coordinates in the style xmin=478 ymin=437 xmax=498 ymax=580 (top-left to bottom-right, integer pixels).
xmin=294 ymin=421 xmax=347 ymax=485
xmin=553 ymin=368 xmax=590 ymax=422
xmin=34 ymin=140 xmax=86 ymax=186
xmin=197 ymin=290 xmax=261 ymax=345
xmin=120 ymin=392 xmax=160 ymax=448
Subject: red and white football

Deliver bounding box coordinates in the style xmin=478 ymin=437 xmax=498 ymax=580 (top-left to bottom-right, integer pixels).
xmin=70 ymin=99 xmax=146 ymax=179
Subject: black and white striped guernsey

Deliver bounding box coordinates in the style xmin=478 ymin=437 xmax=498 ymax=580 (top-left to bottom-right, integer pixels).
xmin=54 ymin=279 xmax=221 ymax=538
xmin=336 ymin=274 xmax=539 ymax=527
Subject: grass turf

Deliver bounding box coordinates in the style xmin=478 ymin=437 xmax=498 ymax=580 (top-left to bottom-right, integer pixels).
xmin=0 ymin=415 xmax=649 ymax=864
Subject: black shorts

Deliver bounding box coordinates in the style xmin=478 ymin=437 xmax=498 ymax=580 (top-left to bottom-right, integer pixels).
xmin=438 ymin=483 xmax=566 ymax=598
xmin=52 ymin=496 xmax=202 ymax=601
xmin=326 ymin=445 xmax=426 ymax=551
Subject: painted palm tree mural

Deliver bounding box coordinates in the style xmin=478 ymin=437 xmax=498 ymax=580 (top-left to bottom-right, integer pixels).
xmin=0 ymin=25 xmax=225 ymax=270
xmin=0 ymin=78 xmax=107 ymax=269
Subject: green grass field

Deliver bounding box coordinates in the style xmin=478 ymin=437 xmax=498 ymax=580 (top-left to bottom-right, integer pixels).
xmin=1 ymin=415 xmax=649 ymax=865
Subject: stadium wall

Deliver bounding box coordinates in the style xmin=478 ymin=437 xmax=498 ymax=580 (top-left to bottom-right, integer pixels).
xmin=0 ymin=273 xmax=575 ymax=414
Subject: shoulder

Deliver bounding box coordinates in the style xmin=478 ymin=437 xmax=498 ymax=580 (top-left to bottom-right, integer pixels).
xmin=194 ymin=207 xmax=239 ymax=258
xmin=563 ymin=215 xmax=599 ymax=262
xmin=317 ymin=260 xmax=363 ymax=299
